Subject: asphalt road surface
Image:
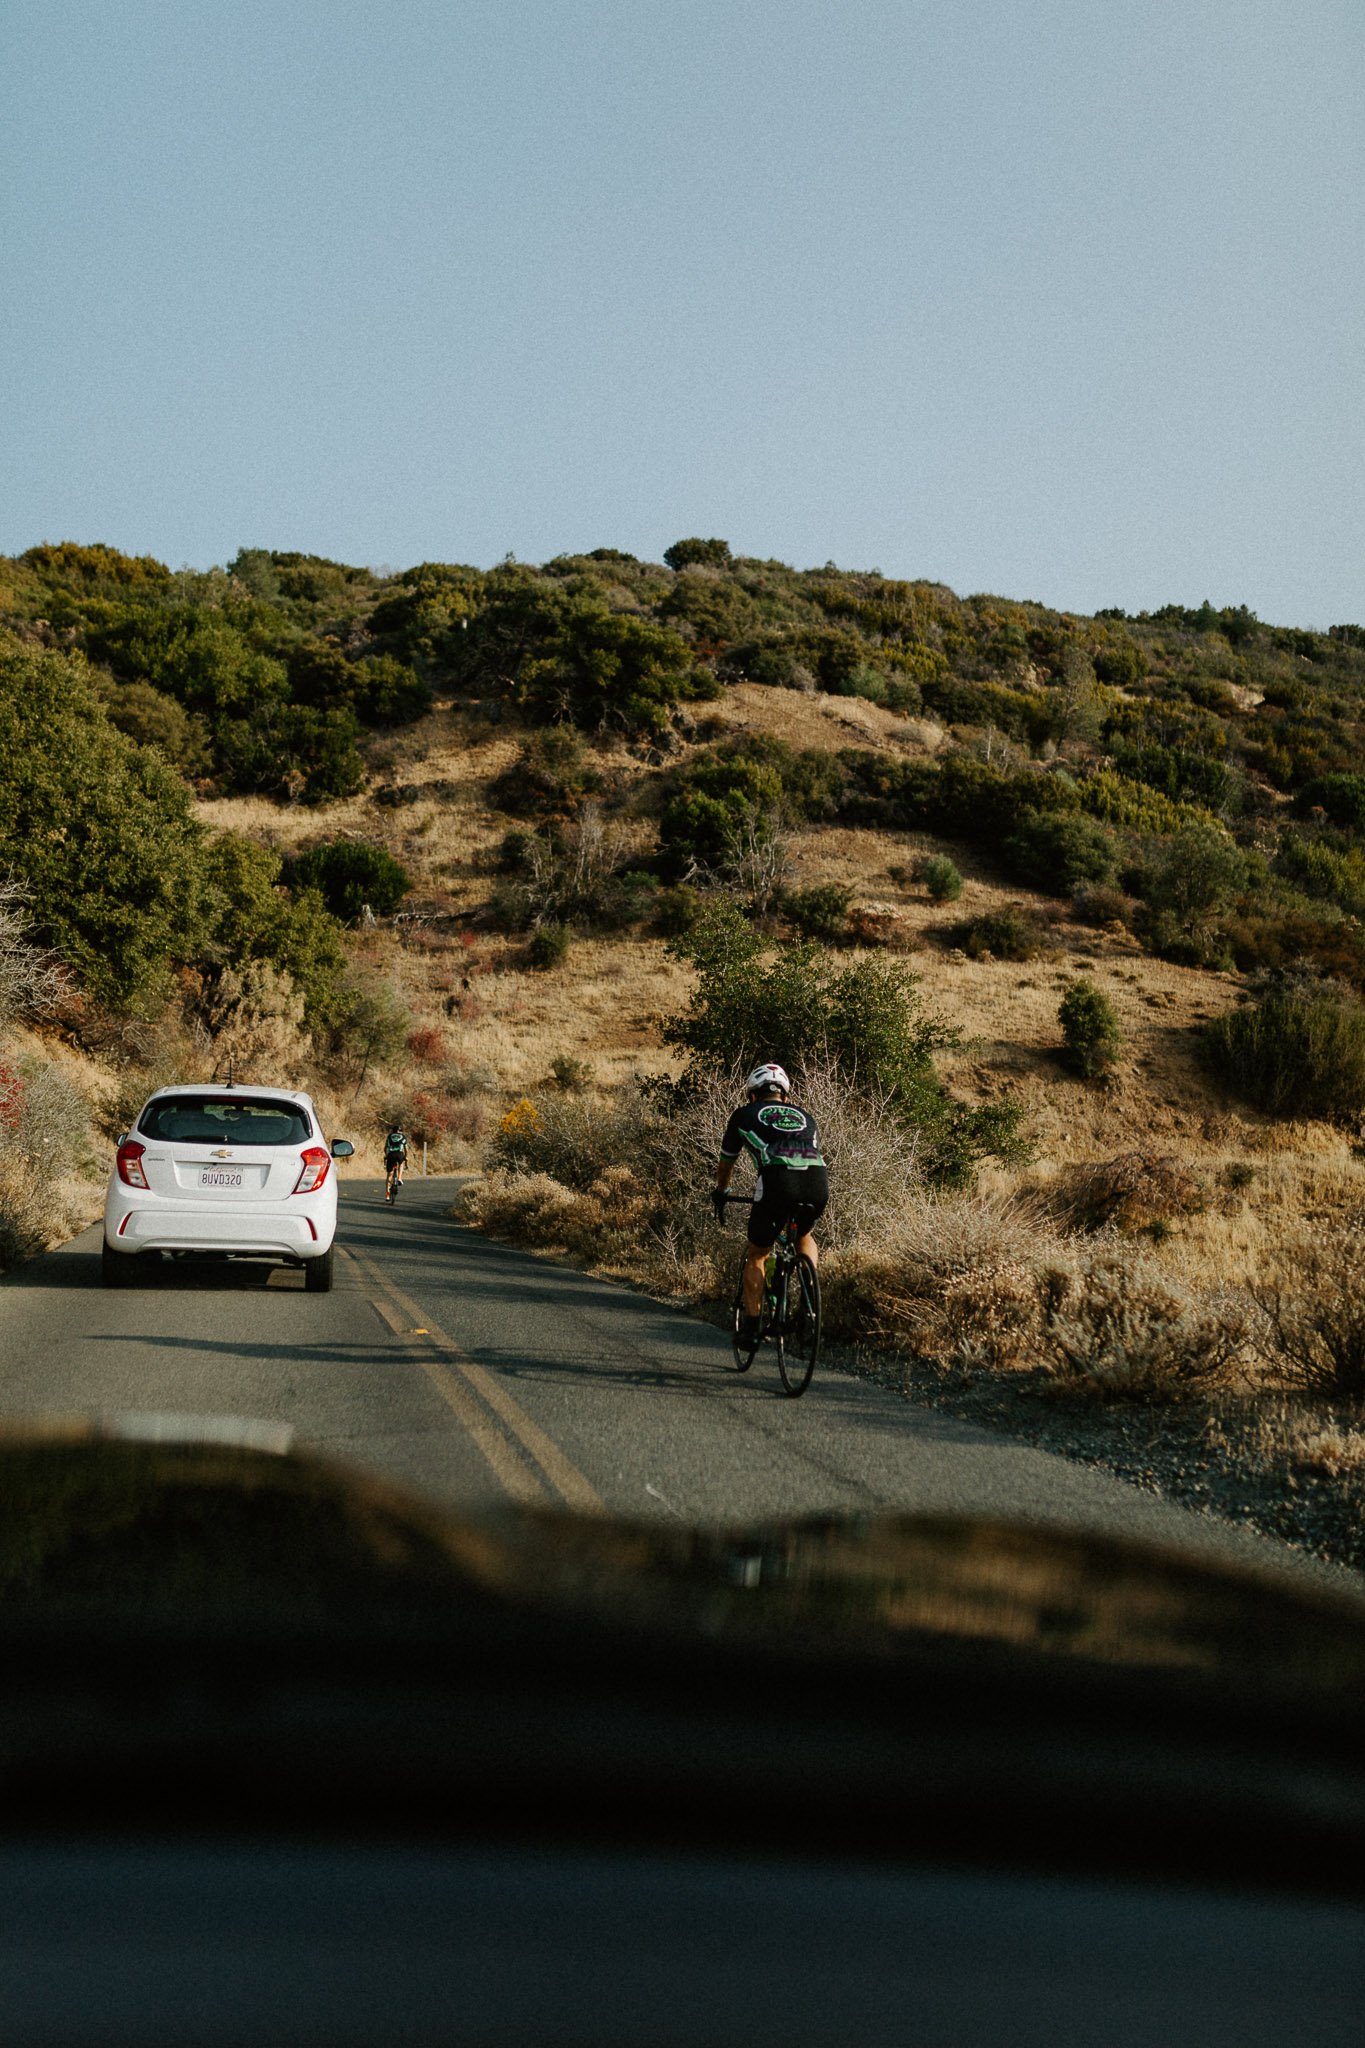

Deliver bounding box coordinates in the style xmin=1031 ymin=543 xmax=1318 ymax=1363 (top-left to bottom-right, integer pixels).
xmin=2 ymin=1176 xmax=1359 ymax=1595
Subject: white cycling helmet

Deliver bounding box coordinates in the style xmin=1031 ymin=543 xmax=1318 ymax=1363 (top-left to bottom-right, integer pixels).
xmin=744 ymin=1062 xmax=791 ymax=1097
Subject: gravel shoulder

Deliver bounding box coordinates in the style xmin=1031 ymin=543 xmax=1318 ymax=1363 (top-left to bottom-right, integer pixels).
xmin=844 ymin=1348 xmax=1365 ymax=1576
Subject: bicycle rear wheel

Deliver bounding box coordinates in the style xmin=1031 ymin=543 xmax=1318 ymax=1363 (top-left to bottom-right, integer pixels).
xmin=777 ymin=1255 xmax=820 ymax=1397
xmin=729 ymin=1260 xmax=758 ymax=1373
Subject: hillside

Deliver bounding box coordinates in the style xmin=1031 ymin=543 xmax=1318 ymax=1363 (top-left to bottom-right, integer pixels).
xmin=3 ymin=538 xmax=1365 ymax=1564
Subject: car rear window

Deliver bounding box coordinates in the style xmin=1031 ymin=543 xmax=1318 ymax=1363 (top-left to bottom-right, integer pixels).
xmin=138 ymin=1096 xmax=314 ymax=1147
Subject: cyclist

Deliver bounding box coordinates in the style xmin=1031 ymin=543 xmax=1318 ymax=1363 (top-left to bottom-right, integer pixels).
xmin=383 ymin=1124 xmax=409 ymax=1202
xmin=711 ymin=1063 xmax=827 ymax=1344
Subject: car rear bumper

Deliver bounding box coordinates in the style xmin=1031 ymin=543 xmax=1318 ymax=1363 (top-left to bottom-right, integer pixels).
xmin=107 ymin=1205 xmax=331 ymax=1259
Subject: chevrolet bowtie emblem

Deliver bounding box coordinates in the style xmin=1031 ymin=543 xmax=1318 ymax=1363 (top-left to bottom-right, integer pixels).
xmin=211 ymin=1149 xmax=233 ymax=1158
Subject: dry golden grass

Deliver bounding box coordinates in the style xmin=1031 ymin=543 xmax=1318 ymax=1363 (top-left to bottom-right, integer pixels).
xmin=696 ymin=680 xmax=945 ymax=756
xmin=188 ymin=699 xmax=1365 ymax=1357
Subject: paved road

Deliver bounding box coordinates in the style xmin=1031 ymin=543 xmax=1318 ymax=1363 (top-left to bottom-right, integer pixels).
xmin=2 ymin=1176 xmax=1359 ymax=1597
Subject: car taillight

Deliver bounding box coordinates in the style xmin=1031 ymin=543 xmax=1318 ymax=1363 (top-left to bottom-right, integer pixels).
xmin=293 ymin=1146 xmax=331 ymax=1195
xmin=116 ymin=1139 xmax=149 ymax=1189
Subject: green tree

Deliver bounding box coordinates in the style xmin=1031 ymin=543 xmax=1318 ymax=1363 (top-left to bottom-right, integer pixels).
xmin=0 ymin=645 xmax=207 ymax=1005
xmin=663 ymin=900 xmax=1021 ymax=1183
xmin=920 ymin=855 xmax=963 ymax=903
xmin=287 ymin=641 xmax=431 ymax=727
xmin=91 ymin=675 xmax=212 ymax=775
xmin=1059 ymin=980 xmax=1122 ymax=1078
xmin=663 ymin=538 xmax=732 ymax=571
xmin=1145 ymin=820 xmax=1247 ymax=922
xmin=199 ymin=833 xmax=344 ymax=1027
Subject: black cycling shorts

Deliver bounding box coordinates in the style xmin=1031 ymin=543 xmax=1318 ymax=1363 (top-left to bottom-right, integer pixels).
xmin=747 ymin=1165 xmax=828 ymax=1251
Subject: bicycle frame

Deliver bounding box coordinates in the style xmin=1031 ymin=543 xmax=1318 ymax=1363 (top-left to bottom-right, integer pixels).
xmin=719 ymin=1192 xmax=820 ymax=1397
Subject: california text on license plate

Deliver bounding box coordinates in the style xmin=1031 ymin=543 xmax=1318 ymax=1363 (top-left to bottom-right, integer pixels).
xmin=200 ymin=1170 xmax=244 ymax=1189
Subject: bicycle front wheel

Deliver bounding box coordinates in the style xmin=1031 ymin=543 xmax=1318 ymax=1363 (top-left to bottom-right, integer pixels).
xmin=777 ymin=1255 xmax=820 ymax=1397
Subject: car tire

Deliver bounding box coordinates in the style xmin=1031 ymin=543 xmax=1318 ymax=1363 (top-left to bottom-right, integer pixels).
xmin=101 ymin=1240 xmax=133 ymax=1288
xmin=304 ymin=1245 xmax=335 ymax=1294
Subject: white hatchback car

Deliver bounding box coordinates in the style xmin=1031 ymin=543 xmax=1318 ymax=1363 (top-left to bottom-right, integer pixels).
xmin=103 ymin=1086 xmax=354 ymax=1292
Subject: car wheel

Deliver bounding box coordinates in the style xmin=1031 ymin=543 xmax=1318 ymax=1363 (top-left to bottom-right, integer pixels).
xmin=304 ymin=1245 xmax=334 ymax=1294
xmin=101 ymin=1240 xmax=132 ymax=1288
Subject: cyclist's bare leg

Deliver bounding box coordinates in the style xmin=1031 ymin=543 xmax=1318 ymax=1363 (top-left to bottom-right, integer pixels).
xmin=742 ymin=1243 xmax=768 ymax=1317
xmin=798 ymin=1232 xmax=819 ymax=1268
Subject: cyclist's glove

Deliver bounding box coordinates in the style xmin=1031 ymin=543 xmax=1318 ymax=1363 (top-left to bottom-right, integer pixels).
xmin=710 ymin=1190 xmax=728 ymax=1225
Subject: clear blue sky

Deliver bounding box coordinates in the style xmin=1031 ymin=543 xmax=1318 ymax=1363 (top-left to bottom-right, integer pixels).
xmin=3 ymin=0 xmax=1361 ymax=625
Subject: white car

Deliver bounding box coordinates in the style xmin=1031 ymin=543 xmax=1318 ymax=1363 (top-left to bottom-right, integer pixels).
xmin=102 ymin=1086 xmax=354 ymax=1293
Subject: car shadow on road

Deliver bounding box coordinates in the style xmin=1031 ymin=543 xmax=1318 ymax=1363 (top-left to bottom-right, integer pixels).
xmin=90 ymin=1333 xmax=415 ymax=1368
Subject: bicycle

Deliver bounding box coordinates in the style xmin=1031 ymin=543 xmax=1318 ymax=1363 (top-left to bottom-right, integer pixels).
xmin=719 ymin=1193 xmax=821 ymax=1398
xmin=385 ymin=1161 xmax=404 ymax=1205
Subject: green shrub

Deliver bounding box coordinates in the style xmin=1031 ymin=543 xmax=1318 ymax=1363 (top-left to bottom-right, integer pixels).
xmin=1297 ymin=774 xmax=1365 ymax=835
xmin=920 ymin=855 xmax=963 ymax=903
xmin=92 ymin=676 xmax=212 ymax=776
xmin=780 ymin=884 xmax=851 ymax=944
xmin=489 ymin=727 xmax=599 ymax=816
xmin=1003 ymin=812 xmax=1119 ymax=893
xmin=1202 ymin=977 xmax=1365 ymax=1118
xmin=1273 ymin=831 xmax=1365 ymax=916
xmin=652 ymin=884 xmax=703 ymax=937
xmin=1071 ymin=882 xmax=1132 ymax=928
xmin=958 ymin=906 xmax=1055 ymax=962
xmin=286 ymin=840 xmax=410 ymax=922
xmin=663 ymin=538 xmax=732 ymax=571
xmin=1059 ymin=980 xmax=1122 ymax=1078
xmin=1077 ymin=769 xmax=1210 ymax=837
xmin=198 ymin=834 xmax=348 ymax=1031
xmin=457 ymin=569 xmax=716 ymax=734
xmin=287 ymin=642 xmax=431 ymax=727
xmin=659 ymin=735 xmax=846 ymax=880
xmin=722 ymin=637 xmax=817 ymax=690
xmin=663 ymin=900 xmax=1022 ymax=1184
xmin=1131 ymin=819 xmax=1248 ymax=967
xmin=528 ymin=922 xmax=572 ymax=970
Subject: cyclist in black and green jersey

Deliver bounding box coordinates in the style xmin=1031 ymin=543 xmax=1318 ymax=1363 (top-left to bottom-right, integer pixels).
xmin=711 ymin=1062 xmax=828 ymax=1345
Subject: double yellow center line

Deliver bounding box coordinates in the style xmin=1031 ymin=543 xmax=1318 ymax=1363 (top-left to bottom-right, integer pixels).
xmin=343 ymin=1243 xmax=601 ymax=1511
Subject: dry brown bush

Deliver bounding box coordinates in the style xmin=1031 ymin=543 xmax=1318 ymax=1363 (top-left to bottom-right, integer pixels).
xmin=1041 ymin=1251 xmax=1246 ymax=1401
xmin=203 ymin=962 xmax=310 ymax=1084
xmin=459 ymin=1163 xmax=654 ymax=1269
xmin=1059 ymin=1150 xmax=1206 ymax=1233
xmin=464 ymin=1058 xmax=926 ymax=1314
xmin=6 ymin=1060 xmax=91 ymax=1171
xmin=1249 ymin=1225 xmax=1365 ymax=1403
xmin=1243 ymin=1402 xmax=1365 ymax=1479
xmin=831 ymin=1192 xmax=1057 ymax=1366
xmin=0 ymin=883 xmax=67 ymax=1029
xmin=0 ymin=1156 xmax=46 ymax=1270
xmin=487 ymin=1060 xmax=922 ymax=1259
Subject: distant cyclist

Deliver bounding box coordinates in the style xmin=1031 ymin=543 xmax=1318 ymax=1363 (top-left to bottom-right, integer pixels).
xmin=711 ymin=1063 xmax=827 ymax=1345
xmin=383 ymin=1124 xmax=409 ymax=1203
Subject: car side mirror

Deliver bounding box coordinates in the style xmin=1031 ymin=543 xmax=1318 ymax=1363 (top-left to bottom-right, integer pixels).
xmin=115 ymin=1132 xmax=128 ymax=1146
xmin=331 ymin=1139 xmax=355 ymax=1159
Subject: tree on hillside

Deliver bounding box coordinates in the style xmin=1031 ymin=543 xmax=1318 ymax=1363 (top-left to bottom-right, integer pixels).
xmin=663 ymin=538 xmax=732 ymax=571
xmin=663 ymin=900 xmax=1022 ymax=1184
xmin=0 ymin=645 xmax=208 ymax=1006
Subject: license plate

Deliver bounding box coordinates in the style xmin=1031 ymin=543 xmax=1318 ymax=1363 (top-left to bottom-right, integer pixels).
xmin=199 ymin=1169 xmax=245 ymax=1190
